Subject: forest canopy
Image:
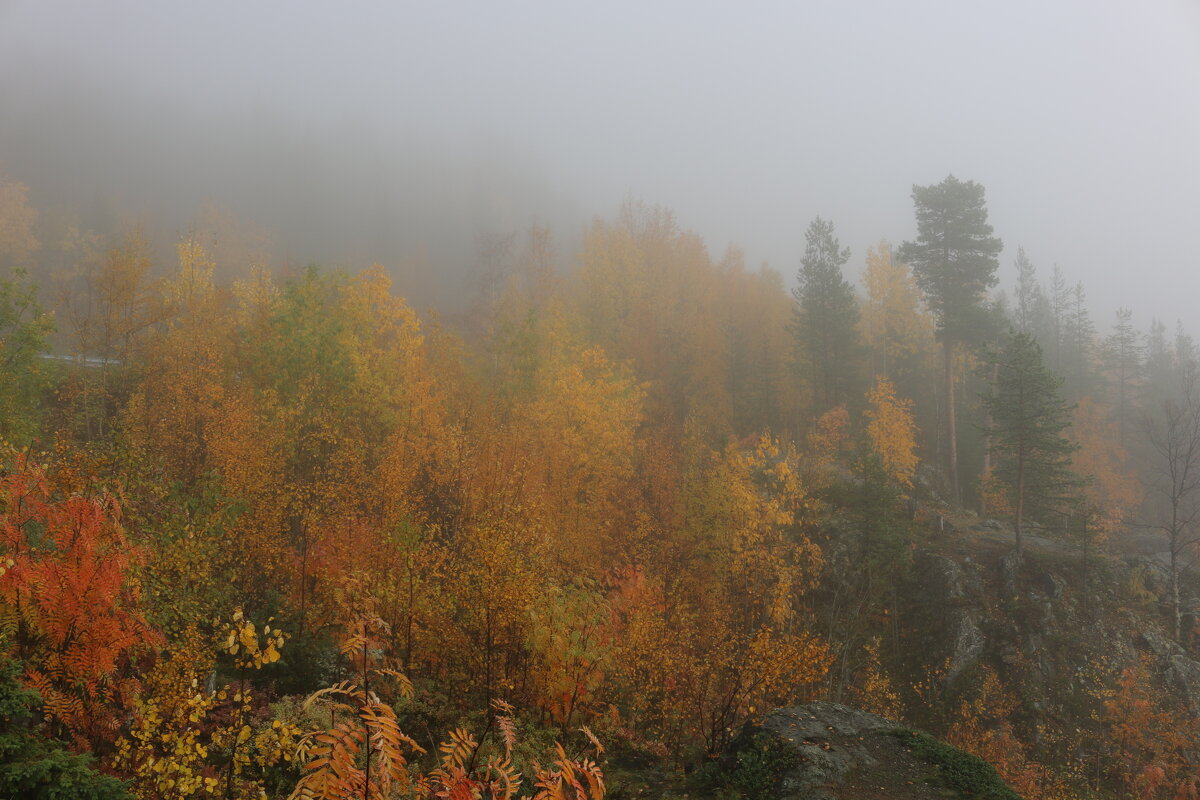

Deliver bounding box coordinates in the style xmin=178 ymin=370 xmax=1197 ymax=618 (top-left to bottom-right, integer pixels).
xmin=0 ymin=162 xmax=1197 ymax=800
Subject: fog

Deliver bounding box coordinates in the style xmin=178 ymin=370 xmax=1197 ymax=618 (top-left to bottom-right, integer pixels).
xmin=2 ymin=0 xmax=1198 ymax=322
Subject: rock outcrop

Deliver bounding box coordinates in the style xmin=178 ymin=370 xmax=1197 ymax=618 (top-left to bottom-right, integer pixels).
xmin=916 ymin=553 xmax=985 ymax=683
xmin=726 ymin=702 xmax=1022 ymax=800
xmin=1142 ymin=629 xmax=1200 ymax=715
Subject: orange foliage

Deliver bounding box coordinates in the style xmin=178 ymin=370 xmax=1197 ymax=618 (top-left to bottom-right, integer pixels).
xmin=947 ymin=668 xmax=1072 ymax=799
xmin=1072 ymin=396 xmax=1141 ymax=538
xmin=0 ymin=454 xmax=160 ymax=748
xmin=1099 ymin=658 xmax=1200 ymax=799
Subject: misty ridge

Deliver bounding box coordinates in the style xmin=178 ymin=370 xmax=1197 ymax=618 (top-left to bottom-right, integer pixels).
xmin=0 ymin=69 xmax=1191 ymax=355
xmin=1 ymin=70 xmax=578 ymax=313
xmin=5 ymin=4 xmax=1200 ymax=800
xmin=2 ymin=2 xmax=1198 ymax=329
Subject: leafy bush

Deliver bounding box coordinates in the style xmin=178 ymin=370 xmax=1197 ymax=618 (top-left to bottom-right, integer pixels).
xmin=691 ymin=732 xmax=799 ymax=800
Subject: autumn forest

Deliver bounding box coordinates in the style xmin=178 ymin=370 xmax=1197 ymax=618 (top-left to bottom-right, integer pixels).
xmin=0 ymin=165 xmax=1198 ymax=800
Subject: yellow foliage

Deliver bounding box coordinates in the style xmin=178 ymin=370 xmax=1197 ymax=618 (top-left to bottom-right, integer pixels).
xmin=0 ymin=175 xmax=39 ymax=266
xmin=611 ymin=434 xmax=830 ymax=757
xmin=850 ymin=638 xmax=903 ymax=721
xmin=977 ymin=468 xmax=1013 ymax=519
xmin=117 ymin=624 xmax=300 ymax=800
xmin=859 ymin=240 xmax=933 ymax=377
xmin=865 ymin=376 xmax=919 ymax=486
xmin=222 ymin=607 xmax=285 ymax=670
xmin=806 ymin=405 xmax=851 ymax=489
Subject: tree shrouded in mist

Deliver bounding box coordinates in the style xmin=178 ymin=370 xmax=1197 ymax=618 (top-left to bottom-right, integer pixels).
xmin=983 ymin=331 xmax=1079 ymax=556
xmin=791 ymin=216 xmax=860 ymax=410
xmin=899 ymin=175 xmax=1002 ymax=505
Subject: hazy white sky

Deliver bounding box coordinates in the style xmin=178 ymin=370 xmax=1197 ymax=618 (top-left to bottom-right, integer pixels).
xmin=2 ymin=0 xmax=1198 ymax=326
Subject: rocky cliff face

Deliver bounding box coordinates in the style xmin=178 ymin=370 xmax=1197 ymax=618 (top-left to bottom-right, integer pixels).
xmin=883 ymin=509 xmax=1200 ymax=790
xmin=915 ymin=515 xmax=1200 ymax=690
xmin=610 ymin=506 xmax=1200 ymax=800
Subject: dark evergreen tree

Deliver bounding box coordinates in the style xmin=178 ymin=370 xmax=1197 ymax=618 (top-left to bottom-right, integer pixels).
xmin=1101 ymin=307 xmax=1143 ymax=449
xmin=791 ymin=216 xmax=861 ymax=410
xmin=898 ymin=175 xmax=1002 ymax=504
xmin=983 ymin=331 xmax=1080 ymax=555
xmin=1145 ymin=318 xmax=1173 ymax=411
xmin=1175 ymin=324 xmax=1199 ymax=392
xmin=845 ymin=444 xmax=913 ymax=596
xmin=1062 ymin=281 xmax=1096 ymax=400
xmin=1047 ymin=265 xmax=1071 ymax=374
xmin=0 ymin=658 xmax=130 ymax=800
xmin=1013 ymin=247 xmax=1042 ymax=335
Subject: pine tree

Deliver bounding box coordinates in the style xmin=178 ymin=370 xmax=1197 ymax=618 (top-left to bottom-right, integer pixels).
xmin=0 ymin=659 xmax=129 ymax=800
xmin=1047 ymin=266 xmax=1070 ymax=374
xmin=1145 ymin=318 xmax=1173 ymax=412
xmin=1012 ymin=247 xmax=1042 ymax=336
xmin=898 ymin=175 xmax=1002 ymax=504
xmin=791 ymin=217 xmax=861 ymax=410
xmin=1063 ymin=281 xmax=1096 ymax=400
xmin=983 ymin=331 xmax=1080 ymax=555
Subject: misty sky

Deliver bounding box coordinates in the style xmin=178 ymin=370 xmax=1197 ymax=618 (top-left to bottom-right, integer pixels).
xmin=2 ymin=0 xmax=1198 ymax=325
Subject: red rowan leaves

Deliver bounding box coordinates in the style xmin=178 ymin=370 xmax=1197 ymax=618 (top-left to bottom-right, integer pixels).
xmin=0 ymin=455 xmax=159 ymax=747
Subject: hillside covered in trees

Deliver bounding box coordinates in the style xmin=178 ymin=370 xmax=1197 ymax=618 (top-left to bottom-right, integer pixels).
xmin=2 ymin=164 xmax=1200 ymax=799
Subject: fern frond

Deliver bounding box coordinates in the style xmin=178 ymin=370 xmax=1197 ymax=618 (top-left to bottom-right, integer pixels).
xmin=496 ymin=714 xmax=517 ymax=759
xmin=439 ymin=727 xmax=477 ymax=769
xmin=579 ymin=726 xmax=604 ymax=756
xmin=301 ymin=680 xmax=362 ymax=711
xmin=376 ymin=668 xmax=415 ymax=700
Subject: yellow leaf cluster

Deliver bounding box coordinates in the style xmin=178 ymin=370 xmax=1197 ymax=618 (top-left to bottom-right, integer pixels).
xmin=865 ymin=376 xmax=919 ymax=486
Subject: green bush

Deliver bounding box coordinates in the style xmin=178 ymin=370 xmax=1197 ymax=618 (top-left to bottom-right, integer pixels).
xmin=890 ymin=729 xmax=1022 ymax=800
xmin=691 ymin=732 xmax=799 ymax=800
xmin=0 ymin=658 xmax=130 ymax=800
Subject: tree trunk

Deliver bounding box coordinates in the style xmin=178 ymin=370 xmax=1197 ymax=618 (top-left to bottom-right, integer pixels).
xmin=1081 ymin=515 xmax=1090 ymax=620
xmin=1014 ymin=462 xmax=1024 ymax=556
xmin=1171 ymin=544 xmax=1181 ymax=642
xmin=944 ymin=340 xmax=960 ymax=506
xmin=981 ymin=361 xmax=998 ymax=515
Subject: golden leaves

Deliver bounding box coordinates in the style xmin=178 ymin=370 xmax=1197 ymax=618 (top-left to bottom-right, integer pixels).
xmin=221 ymin=609 xmax=285 ymax=670
xmin=865 ymin=376 xmax=919 ymax=486
xmin=531 ymin=742 xmax=605 ymax=800
xmin=290 ymin=673 xmax=424 ymax=800
xmin=859 ymin=239 xmax=933 ymax=374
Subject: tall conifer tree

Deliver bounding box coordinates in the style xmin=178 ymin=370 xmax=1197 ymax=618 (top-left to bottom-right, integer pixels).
xmin=983 ymin=331 xmax=1080 ymax=555
xmin=1101 ymin=308 xmax=1143 ymax=449
xmin=899 ymin=175 xmax=1002 ymax=504
xmin=792 ymin=217 xmax=861 ymax=410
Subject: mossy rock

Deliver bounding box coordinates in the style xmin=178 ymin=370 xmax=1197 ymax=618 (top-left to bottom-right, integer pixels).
xmin=705 ymin=703 xmax=1024 ymax=800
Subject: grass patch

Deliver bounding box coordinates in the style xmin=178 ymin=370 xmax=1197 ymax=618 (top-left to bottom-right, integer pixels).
xmin=888 ymin=729 xmax=1023 ymax=800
